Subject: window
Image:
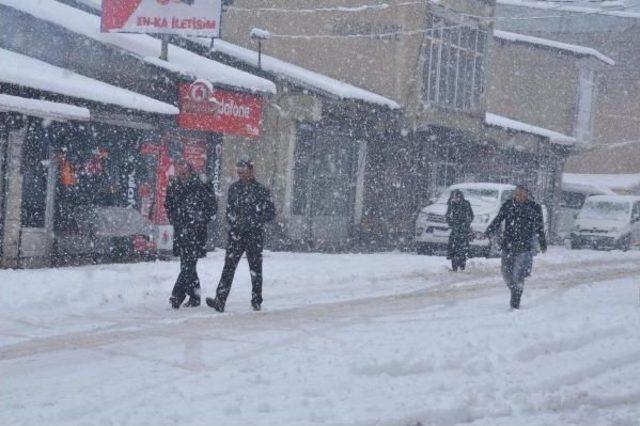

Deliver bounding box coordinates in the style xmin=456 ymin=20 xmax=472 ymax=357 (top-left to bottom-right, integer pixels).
xmin=422 ymin=14 xmax=486 ymax=112
xmin=292 ymin=126 xmax=359 ymax=217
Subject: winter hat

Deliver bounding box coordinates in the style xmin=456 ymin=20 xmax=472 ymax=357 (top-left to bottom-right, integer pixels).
xmin=236 ymin=158 xmax=254 ymax=169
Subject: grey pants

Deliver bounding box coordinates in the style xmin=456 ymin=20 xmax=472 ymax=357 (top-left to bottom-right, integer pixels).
xmin=501 ymin=251 xmax=533 ymax=309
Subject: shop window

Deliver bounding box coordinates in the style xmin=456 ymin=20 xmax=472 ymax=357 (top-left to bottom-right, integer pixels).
xmin=422 ymin=14 xmax=486 ymax=112
xmin=21 ymin=123 xmax=49 ymax=228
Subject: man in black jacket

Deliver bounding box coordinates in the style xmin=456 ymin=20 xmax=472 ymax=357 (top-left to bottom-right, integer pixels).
xmin=166 ymin=160 xmax=217 ymax=309
xmin=207 ymin=160 xmax=275 ymax=312
xmin=485 ymin=185 xmax=547 ymax=310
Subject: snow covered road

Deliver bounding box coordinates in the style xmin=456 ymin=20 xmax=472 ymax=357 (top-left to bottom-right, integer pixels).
xmin=1 ymin=248 xmax=640 ymax=425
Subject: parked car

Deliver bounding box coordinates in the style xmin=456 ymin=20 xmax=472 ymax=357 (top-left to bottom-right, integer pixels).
xmin=569 ymin=195 xmax=640 ymax=251
xmin=415 ymin=183 xmax=515 ymax=257
xmin=557 ymin=181 xmax=614 ymax=242
xmin=55 ymin=206 xmax=157 ymax=263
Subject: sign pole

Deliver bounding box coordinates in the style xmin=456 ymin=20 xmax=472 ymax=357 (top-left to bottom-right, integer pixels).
xmin=160 ymin=35 xmax=169 ymax=61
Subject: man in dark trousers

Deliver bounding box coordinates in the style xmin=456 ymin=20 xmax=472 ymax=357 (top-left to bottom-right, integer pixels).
xmin=166 ymin=159 xmax=217 ymax=309
xmin=485 ymin=185 xmax=547 ymax=310
xmin=206 ymin=159 xmax=275 ymax=312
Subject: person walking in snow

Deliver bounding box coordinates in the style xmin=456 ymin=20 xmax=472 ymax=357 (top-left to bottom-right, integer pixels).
xmin=485 ymin=185 xmax=547 ymax=310
xmin=206 ymin=159 xmax=275 ymax=312
xmin=166 ymin=159 xmax=217 ymax=309
xmin=445 ymin=189 xmax=474 ymax=271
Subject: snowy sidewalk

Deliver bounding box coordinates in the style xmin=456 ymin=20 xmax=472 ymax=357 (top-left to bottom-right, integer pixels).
xmin=1 ymin=248 xmax=640 ymax=425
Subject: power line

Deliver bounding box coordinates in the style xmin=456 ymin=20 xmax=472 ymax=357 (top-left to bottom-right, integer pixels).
xmin=267 ymin=23 xmax=479 ymax=40
xmin=226 ymin=1 xmax=428 ymax=14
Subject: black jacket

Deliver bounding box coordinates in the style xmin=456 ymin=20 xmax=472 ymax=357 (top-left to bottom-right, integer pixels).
xmin=165 ymin=175 xmax=217 ymax=258
xmin=225 ymin=179 xmax=275 ymax=233
xmin=446 ymin=199 xmax=474 ymax=236
xmin=486 ymin=199 xmax=547 ymax=253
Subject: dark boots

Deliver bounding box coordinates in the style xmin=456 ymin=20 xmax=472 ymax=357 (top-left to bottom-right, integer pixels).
xmin=510 ymin=286 xmax=523 ymax=310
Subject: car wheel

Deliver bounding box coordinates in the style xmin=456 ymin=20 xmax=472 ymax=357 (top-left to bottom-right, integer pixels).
xmin=619 ymin=234 xmax=631 ymax=252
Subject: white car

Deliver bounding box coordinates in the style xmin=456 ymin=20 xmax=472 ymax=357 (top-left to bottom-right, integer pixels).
xmin=557 ymin=181 xmax=614 ymax=241
xmin=569 ymin=195 xmax=640 ymax=251
xmin=415 ymin=183 xmax=517 ymax=257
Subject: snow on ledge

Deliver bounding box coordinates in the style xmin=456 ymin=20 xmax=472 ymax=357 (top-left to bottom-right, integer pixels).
xmin=0 ymin=48 xmax=179 ymax=115
xmin=0 ymin=0 xmax=276 ymax=95
xmin=0 ymin=94 xmax=90 ymax=121
xmin=202 ymin=38 xmax=401 ymax=109
xmin=497 ymin=0 xmax=640 ymax=19
xmin=494 ymin=30 xmax=615 ymax=65
xmin=485 ymin=112 xmax=577 ymax=145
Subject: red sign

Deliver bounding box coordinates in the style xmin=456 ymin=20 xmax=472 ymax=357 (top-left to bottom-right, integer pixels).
xmin=178 ymin=82 xmax=263 ymax=138
xmin=101 ymin=0 xmax=221 ymax=37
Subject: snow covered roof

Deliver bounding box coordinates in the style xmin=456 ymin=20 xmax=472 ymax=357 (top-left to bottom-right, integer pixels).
xmin=563 ymin=173 xmax=640 ymax=193
xmin=486 ymin=112 xmax=577 ymax=145
xmin=497 ymin=0 xmax=640 ymax=18
xmin=196 ymin=38 xmax=400 ymax=108
xmin=493 ymin=30 xmax=615 ymax=65
xmin=0 ymin=0 xmax=276 ymax=95
xmin=0 ymin=48 xmax=179 ymax=115
xmin=0 ymin=94 xmax=90 ymax=121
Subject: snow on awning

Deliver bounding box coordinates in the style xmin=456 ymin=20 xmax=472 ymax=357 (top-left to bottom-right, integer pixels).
xmin=493 ymin=30 xmax=615 ymax=65
xmin=563 ymin=173 xmax=640 ymax=193
xmin=0 ymin=48 xmax=179 ymax=115
xmin=485 ymin=112 xmax=577 ymax=145
xmin=200 ymin=38 xmax=400 ymax=109
xmin=0 ymin=94 xmax=90 ymax=121
xmin=0 ymin=0 xmax=276 ymax=95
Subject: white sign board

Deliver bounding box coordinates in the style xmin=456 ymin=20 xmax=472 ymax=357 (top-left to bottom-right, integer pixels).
xmin=102 ymin=0 xmax=222 ymax=37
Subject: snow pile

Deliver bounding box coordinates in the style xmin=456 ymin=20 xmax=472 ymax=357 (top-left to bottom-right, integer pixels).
xmin=494 ymin=30 xmax=615 ymax=65
xmin=0 ymin=93 xmax=90 ymax=121
xmin=486 ymin=112 xmax=578 ymax=145
xmin=0 ymin=0 xmax=276 ymax=94
xmin=0 ymin=48 xmax=178 ymax=115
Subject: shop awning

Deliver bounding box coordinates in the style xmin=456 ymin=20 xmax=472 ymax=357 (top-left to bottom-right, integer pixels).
xmin=0 ymin=48 xmax=179 ymax=115
xmin=0 ymin=0 xmax=276 ymax=95
xmin=0 ymin=94 xmax=90 ymax=121
xmin=485 ymin=112 xmax=577 ymax=146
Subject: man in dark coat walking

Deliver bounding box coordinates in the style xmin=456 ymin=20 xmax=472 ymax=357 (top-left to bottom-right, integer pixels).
xmin=166 ymin=159 xmax=217 ymax=309
xmin=206 ymin=159 xmax=275 ymax=312
xmin=485 ymin=185 xmax=547 ymax=310
xmin=445 ymin=189 xmax=474 ymax=271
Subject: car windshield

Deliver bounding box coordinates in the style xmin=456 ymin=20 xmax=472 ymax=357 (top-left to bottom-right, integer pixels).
xmin=437 ymin=188 xmax=500 ymax=206
xmin=578 ymin=201 xmax=631 ymax=222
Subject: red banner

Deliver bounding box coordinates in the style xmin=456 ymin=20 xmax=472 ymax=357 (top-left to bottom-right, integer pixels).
xmin=178 ymin=82 xmax=263 ymax=138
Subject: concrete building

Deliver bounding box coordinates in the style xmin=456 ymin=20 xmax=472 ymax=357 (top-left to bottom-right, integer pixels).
xmin=218 ymin=0 xmax=579 ymax=244
xmin=495 ymin=0 xmax=640 ymax=174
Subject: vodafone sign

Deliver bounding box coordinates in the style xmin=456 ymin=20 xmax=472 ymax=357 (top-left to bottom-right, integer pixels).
xmin=102 ymin=0 xmax=222 ymax=37
xmin=178 ymin=82 xmax=263 ymax=138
